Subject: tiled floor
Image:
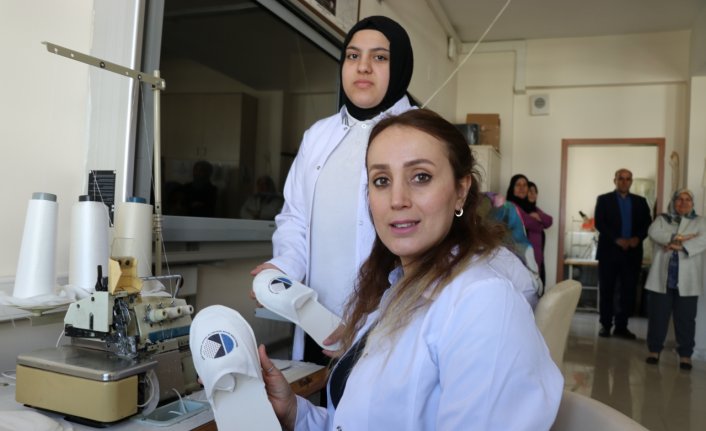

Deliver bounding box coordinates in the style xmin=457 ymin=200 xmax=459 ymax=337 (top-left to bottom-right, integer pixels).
xmin=562 ymin=312 xmax=706 ymax=431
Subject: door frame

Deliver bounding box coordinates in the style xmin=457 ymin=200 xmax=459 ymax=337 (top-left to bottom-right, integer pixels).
xmin=556 ymin=137 xmax=665 ymax=284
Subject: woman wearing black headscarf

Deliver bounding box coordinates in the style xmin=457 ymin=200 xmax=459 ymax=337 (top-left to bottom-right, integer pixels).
xmin=251 ymin=16 xmax=416 ymax=366
xmin=506 ymin=174 xmax=553 ymax=284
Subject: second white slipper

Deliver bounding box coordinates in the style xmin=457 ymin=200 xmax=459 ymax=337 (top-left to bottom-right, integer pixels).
xmin=253 ymin=269 xmax=342 ymax=351
xmin=190 ymin=305 xmax=280 ymax=430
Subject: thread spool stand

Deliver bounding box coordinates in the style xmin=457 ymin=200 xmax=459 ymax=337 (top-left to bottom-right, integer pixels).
xmin=43 ymin=41 xmax=166 ymax=276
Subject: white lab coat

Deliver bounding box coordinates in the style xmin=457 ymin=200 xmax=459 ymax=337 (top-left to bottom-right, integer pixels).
xmin=294 ymin=254 xmax=564 ymax=431
xmin=645 ymin=215 xmax=706 ymax=296
xmin=487 ymin=247 xmax=539 ymax=309
xmin=268 ymin=97 xmax=414 ymax=311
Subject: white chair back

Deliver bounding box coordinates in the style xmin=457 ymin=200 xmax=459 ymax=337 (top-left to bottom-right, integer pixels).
xmin=551 ymin=390 xmax=649 ymax=430
xmin=534 ymin=279 xmax=581 ymax=366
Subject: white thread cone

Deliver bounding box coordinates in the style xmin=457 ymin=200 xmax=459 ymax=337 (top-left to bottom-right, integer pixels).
xmin=13 ymin=192 xmax=58 ymax=299
xmin=69 ymin=196 xmax=110 ymax=292
xmin=113 ymin=199 xmax=153 ymax=277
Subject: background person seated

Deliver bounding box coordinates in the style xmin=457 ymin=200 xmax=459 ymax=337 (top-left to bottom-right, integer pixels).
xmin=240 ymin=175 xmax=284 ymax=220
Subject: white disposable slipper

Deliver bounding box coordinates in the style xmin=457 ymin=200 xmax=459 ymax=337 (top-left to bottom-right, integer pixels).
xmin=190 ymin=305 xmax=280 ymax=430
xmin=253 ymin=269 xmax=342 ymax=351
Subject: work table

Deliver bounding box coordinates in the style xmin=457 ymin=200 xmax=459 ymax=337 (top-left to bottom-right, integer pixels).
xmin=0 ymin=360 xmax=326 ymax=430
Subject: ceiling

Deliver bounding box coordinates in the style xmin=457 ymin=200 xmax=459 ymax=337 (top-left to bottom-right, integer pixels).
xmin=437 ymin=0 xmax=705 ymax=43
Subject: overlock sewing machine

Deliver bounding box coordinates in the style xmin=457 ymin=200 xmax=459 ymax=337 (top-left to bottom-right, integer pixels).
xmin=15 ymin=257 xmax=199 ymax=424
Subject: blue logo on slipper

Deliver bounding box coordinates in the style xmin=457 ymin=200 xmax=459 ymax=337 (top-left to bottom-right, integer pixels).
xmin=269 ymin=276 xmax=292 ymax=294
xmin=201 ymin=331 xmax=237 ymax=359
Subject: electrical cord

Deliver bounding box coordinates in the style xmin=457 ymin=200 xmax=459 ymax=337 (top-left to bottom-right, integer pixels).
xmin=422 ymin=0 xmax=513 ymax=108
xmin=1 ymin=370 xmax=16 ymax=386
xmin=137 ymin=370 xmax=156 ymax=407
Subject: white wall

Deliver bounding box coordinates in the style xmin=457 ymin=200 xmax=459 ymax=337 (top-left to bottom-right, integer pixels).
xmin=688 ymin=76 xmax=706 ymax=360
xmin=457 ymin=31 xmax=691 ymax=286
xmin=526 ymin=32 xmax=690 ymax=87
xmin=454 ymin=50 xmax=516 ymax=184
xmin=360 ymin=0 xmax=459 ymax=118
xmin=686 ymin=77 xmax=706 ymax=219
xmin=0 ymin=0 xmax=93 ymax=280
xmin=0 ymin=0 xmax=140 ymax=283
xmin=690 ymin=7 xmax=706 ymax=76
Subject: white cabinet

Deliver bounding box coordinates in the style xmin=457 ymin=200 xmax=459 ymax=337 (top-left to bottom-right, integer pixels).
xmin=564 ymin=258 xmax=599 ymax=312
xmin=471 ymin=145 xmax=501 ymax=193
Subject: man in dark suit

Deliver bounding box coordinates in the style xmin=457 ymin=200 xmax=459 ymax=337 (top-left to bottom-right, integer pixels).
xmin=594 ymin=168 xmax=651 ymax=339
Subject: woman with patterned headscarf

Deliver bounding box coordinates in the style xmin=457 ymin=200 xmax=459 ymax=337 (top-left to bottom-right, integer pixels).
xmin=644 ymin=188 xmax=706 ymax=370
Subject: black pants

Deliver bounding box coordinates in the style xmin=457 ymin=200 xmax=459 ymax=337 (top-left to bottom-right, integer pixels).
xmin=647 ymin=289 xmax=698 ymax=357
xmin=598 ymin=252 xmax=639 ymax=330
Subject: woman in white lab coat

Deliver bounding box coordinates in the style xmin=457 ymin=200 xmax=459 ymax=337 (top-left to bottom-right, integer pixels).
xmin=250 ymin=16 xmax=415 ymax=363
xmin=258 ymin=109 xmax=564 ymax=431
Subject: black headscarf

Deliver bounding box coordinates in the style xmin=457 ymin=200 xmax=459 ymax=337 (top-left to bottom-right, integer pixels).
xmin=506 ymin=174 xmax=534 ymax=214
xmin=340 ymin=16 xmax=414 ymax=120
xmin=526 ymin=181 xmax=538 ymax=212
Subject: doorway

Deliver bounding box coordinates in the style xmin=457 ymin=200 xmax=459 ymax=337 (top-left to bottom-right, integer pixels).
xmin=556 ymin=138 xmax=665 ymax=286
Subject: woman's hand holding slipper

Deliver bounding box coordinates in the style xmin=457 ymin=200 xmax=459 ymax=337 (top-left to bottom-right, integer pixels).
xmin=190 ymin=305 xmax=280 ymax=430
xmin=258 ymin=344 xmax=298 ymax=431
xmin=322 ymin=324 xmax=345 ymax=359
xmin=253 ymin=269 xmax=343 ymax=350
xmin=249 ymin=263 xmax=282 ymax=303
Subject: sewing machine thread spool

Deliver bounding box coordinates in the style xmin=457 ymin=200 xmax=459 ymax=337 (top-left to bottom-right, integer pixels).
xmin=179 ymin=305 xmax=194 ymax=315
xmin=113 ymin=197 xmax=153 ymax=278
xmin=69 ymin=195 xmax=109 ymax=292
xmin=13 ymin=192 xmax=58 ymax=298
xmin=165 ymin=306 xmax=182 ymax=319
xmin=148 ymin=309 xmax=168 ymax=323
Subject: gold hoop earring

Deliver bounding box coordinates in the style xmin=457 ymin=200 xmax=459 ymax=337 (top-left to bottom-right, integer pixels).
xmin=455 ymin=208 xmax=464 ymax=218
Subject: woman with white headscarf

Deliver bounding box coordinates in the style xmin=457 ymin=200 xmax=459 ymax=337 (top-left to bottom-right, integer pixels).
xmin=644 ymin=188 xmax=706 ymax=370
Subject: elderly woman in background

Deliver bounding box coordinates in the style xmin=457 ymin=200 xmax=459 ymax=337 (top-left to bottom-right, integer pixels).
xmin=644 ymin=188 xmax=706 ymax=370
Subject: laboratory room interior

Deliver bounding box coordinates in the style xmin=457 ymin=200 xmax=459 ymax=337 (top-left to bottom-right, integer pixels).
xmin=1 ymin=0 xmax=706 ymax=430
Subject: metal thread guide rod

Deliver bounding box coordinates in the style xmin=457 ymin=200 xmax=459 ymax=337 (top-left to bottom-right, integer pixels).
xmin=42 ymin=41 xmax=166 ymax=276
